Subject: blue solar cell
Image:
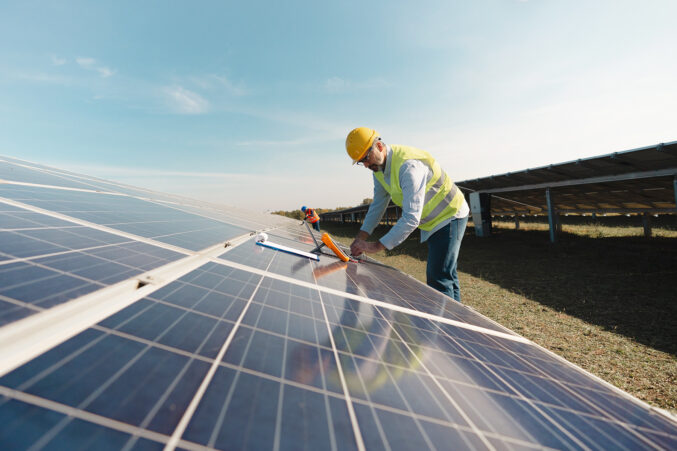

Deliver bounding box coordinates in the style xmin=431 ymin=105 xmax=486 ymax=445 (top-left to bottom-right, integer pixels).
xmin=0 ymin=210 xmax=75 ymax=229
xmin=0 ymin=299 xmax=36 ymax=326
xmin=183 ymin=368 xmax=278 ymax=449
xmin=1 ymin=266 xmax=100 ymax=310
xmin=224 ymin=326 xmax=286 ymax=378
xmin=0 ymin=331 xmax=211 ymax=437
xmin=0 ymin=398 xmax=161 ymax=450
xmin=21 ymin=226 xmax=130 ymax=246
xmin=0 ymin=231 xmax=69 ymax=258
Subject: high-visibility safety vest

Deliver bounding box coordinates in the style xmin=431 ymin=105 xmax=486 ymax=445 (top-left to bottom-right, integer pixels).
xmin=305 ymin=208 xmax=320 ymax=223
xmin=374 ymin=145 xmax=463 ymax=231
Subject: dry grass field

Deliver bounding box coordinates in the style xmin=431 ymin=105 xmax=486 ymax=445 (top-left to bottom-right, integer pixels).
xmin=321 ymin=215 xmax=677 ymax=414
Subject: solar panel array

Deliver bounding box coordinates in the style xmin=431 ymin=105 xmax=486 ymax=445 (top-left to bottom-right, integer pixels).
xmin=1 ymin=155 xmax=676 ymax=450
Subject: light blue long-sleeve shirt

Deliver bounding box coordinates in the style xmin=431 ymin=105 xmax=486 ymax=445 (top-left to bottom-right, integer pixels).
xmin=360 ymin=146 xmax=469 ymax=250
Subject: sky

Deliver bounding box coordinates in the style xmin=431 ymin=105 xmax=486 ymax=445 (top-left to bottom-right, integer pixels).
xmin=1 ymin=0 xmax=676 ymax=212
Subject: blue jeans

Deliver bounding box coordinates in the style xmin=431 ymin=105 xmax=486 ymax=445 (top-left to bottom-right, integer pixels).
xmin=426 ymin=216 xmax=468 ymax=302
xmin=312 ymin=221 xmax=321 ymax=232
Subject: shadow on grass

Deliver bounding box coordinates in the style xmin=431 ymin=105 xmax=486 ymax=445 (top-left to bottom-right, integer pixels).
xmin=322 ymin=222 xmax=677 ymax=356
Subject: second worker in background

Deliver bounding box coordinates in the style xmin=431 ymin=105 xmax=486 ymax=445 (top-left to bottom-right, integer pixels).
xmin=302 ymin=206 xmax=321 ymax=232
xmin=346 ymin=127 xmax=470 ymax=302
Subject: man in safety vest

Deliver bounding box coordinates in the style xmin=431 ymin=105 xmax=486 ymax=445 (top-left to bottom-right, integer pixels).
xmin=301 ymin=206 xmax=321 ymax=232
xmin=346 ymin=127 xmax=470 ymax=302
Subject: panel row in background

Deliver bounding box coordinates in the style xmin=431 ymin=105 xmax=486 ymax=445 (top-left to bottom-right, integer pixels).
xmin=0 ymin=184 xmax=250 ymax=251
xmin=0 ymin=155 xmax=292 ymax=231
xmin=2 ymin=259 xmax=674 ymax=450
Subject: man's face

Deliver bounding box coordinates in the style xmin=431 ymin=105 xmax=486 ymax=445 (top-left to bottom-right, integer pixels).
xmin=360 ymin=141 xmax=386 ymax=172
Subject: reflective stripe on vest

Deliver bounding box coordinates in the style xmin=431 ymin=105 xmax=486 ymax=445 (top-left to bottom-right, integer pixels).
xmin=374 ymin=145 xmax=464 ymax=231
xmin=306 ymin=209 xmax=319 ymax=223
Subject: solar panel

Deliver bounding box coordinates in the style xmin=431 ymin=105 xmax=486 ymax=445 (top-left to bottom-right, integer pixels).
xmin=0 ymin=156 xmax=675 ymax=450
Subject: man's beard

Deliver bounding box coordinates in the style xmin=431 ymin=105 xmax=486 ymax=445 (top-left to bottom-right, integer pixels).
xmin=369 ymin=163 xmax=385 ymax=172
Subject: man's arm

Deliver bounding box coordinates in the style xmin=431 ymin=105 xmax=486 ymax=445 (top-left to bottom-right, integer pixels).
xmin=359 ymin=176 xmax=390 ymax=235
xmin=350 ymin=177 xmax=390 ymax=255
xmin=376 ymin=160 xmax=428 ymax=250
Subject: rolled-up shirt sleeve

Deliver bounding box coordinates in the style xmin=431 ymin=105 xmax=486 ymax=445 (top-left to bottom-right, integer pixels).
xmin=379 ymin=160 xmax=428 ymax=250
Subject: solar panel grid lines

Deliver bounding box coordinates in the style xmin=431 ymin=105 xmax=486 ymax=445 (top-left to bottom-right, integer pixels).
xmin=272 ymin=279 xmax=308 ymax=451
xmin=328 ymin=255 xmax=516 ymax=336
xmin=325 ymin=302 xmax=447 ymax=449
xmin=266 ymin=225 xmax=518 ymax=337
xmin=2 ymin=159 xmax=677 ymax=449
xmin=0 ymin=156 xmax=182 ymax=203
xmin=156 ymin=200 xmax=283 ymax=232
xmin=0 ymin=178 xmax=264 ymax=238
xmin=316 ymin=294 xmax=533 ymax=450
xmin=424 ymin=321 xmax=668 ymax=449
xmin=0 ymin=186 xmax=251 ymax=251
xmin=0 ymin=386 xmax=176 ymax=447
xmin=481 ymin=326 xmax=677 ymax=438
xmin=0 ymin=240 xmax=185 ymax=321
xmin=230 ymin=290 xmax=557 ymax=402
xmin=429 ymin=322 xmax=596 ymax=449
xmin=334 ymin=301 xmax=471 ymax=436
xmin=1 ymin=179 xmax=124 ymax=197
xmin=214 ymin=249 xmax=528 ymax=345
xmin=0 ymin=198 xmax=243 ymax=329
xmin=0 ymin=261 xmax=268 ymax=450
xmin=0 ymin=196 xmax=195 ymax=257
xmin=0 ymin=237 xmax=250 ymax=378
xmin=196 ymin=277 xmax=358 ymax=450
xmin=163 ymin=252 xmax=276 ymax=451
xmin=314 ymin=290 xmax=367 ymax=451
xmin=4 ymin=155 xmax=294 ymax=233
xmin=0 ymin=159 xmax=111 ymax=193
xmin=324 ymin=294 xmax=672 ymax=450
xmin=134 ymin=197 xmax=274 ymax=235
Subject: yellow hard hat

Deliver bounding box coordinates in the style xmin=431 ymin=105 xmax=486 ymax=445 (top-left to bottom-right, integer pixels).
xmin=346 ymin=127 xmax=378 ymax=164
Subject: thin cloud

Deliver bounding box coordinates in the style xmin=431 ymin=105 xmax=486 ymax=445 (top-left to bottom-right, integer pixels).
xmin=163 ymin=85 xmax=209 ymax=114
xmin=50 ymin=55 xmax=67 ymax=66
xmin=326 ymin=76 xmax=347 ymax=91
xmin=189 ymin=74 xmax=247 ymax=96
xmin=76 ymin=57 xmax=115 ymax=78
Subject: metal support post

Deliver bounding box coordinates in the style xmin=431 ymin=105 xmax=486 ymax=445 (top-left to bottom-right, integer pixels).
xmin=546 ymin=188 xmax=556 ymax=243
xmin=470 ymin=192 xmax=492 ymax=237
xmin=674 ymin=176 xmax=677 ymax=222
xmin=642 ymin=212 xmax=652 ymax=238
xmin=514 ymin=215 xmax=520 ymax=230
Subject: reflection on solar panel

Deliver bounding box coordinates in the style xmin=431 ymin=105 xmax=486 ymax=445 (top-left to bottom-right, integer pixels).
xmin=1 ymin=156 xmax=676 ymax=450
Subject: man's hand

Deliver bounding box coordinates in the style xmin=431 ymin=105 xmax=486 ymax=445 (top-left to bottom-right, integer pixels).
xmin=350 ymin=238 xmax=385 ymax=256
xmin=350 ymin=231 xmax=370 ymax=256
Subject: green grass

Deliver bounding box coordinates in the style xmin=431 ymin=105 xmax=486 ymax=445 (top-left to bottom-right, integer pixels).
xmin=321 ymin=218 xmax=677 ymax=413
